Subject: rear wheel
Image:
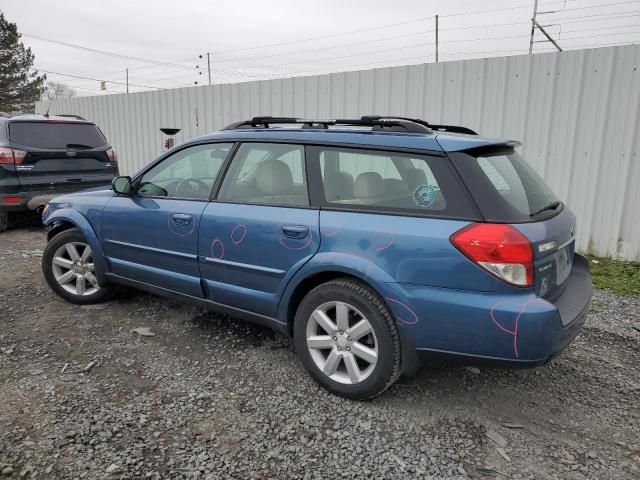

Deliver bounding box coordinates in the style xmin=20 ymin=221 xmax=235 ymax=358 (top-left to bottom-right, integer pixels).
xmin=294 ymin=278 xmax=401 ymax=400
xmin=42 ymin=228 xmax=115 ymax=304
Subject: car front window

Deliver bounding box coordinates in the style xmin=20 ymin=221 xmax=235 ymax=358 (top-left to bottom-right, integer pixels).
xmin=138 ymin=143 xmax=232 ymax=200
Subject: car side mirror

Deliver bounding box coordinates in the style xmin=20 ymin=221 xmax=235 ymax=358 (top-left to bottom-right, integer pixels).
xmin=112 ymin=176 xmax=132 ymax=194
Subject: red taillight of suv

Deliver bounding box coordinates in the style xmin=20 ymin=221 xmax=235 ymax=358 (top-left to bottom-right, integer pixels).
xmin=0 ymin=147 xmax=27 ymax=165
xmin=450 ymin=223 xmax=534 ymax=287
xmin=106 ymin=147 xmax=117 ymax=163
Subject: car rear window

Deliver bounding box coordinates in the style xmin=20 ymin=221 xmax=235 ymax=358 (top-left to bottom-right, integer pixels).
xmin=450 ymin=147 xmax=560 ymax=222
xmin=307 ymin=145 xmax=479 ymax=219
xmin=9 ymin=122 xmax=107 ymax=149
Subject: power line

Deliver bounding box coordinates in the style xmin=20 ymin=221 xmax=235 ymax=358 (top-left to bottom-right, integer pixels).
xmin=542 ymin=7 xmax=640 ymax=22
xmin=213 ymin=18 xmax=434 ymax=55
xmin=65 ymin=84 xmax=126 ymax=94
xmin=438 ymin=0 xmax=560 ymax=17
xmin=279 ymin=38 xmax=639 ymax=78
xmin=209 ymin=0 xmax=589 ymax=56
xmin=561 ymin=20 xmax=640 ymax=34
xmin=215 ymin=25 xmax=634 ymax=72
xmin=32 ymin=68 xmax=169 ymax=90
xmin=214 ymin=30 xmax=434 ymax=63
xmin=22 ymin=33 xmax=197 ymax=70
xmin=212 ymin=6 xmax=640 ymax=65
xmin=542 ymin=0 xmax=640 ymax=14
xmin=41 ymin=37 xmax=640 ymax=95
xmin=97 ymin=57 xmax=200 ymax=78
xmin=128 ymin=69 xmax=204 ymax=81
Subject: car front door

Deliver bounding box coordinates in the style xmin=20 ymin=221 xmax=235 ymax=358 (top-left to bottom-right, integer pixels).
xmin=101 ymin=142 xmax=233 ymax=297
xmin=198 ymin=142 xmax=320 ymax=317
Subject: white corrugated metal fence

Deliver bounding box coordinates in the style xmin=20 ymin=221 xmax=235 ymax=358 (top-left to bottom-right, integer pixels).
xmin=36 ymin=45 xmax=640 ymax=261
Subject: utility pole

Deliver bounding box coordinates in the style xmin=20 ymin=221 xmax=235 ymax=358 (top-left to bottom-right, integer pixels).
xmin=529 ymin=0 xmax=563 ymax=54
xmin=207 ymin=52 xmax=212 ymax=85
xmin=529 ymin=0 xmax=539 ymax=55
xmin=533 ymin=19 xmax=563 ymax=51
xmin=126 ymin=68 xmax=129 ymax=93
xmin=435 ymin=15 xmax=439 ymax=63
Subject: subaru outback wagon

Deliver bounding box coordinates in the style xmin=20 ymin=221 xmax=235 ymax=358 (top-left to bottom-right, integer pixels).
xmin=41 ymin=116 xmax=591 ymax=399
xmin=0 ymin=114 xmax=118 ymax=231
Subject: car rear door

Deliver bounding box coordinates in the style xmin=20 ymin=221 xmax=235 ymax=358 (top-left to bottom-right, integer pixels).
xmin=8 ymin=120 xmax=118 ymax=192
xmin=198 ymin=142 xmax=320 ymax=317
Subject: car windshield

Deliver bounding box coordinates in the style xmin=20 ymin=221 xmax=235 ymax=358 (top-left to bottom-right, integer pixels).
xmin=9 ymin=122 xmax=107 ymax=149
xmin=451 ymin=147 xmax=560 ymax=222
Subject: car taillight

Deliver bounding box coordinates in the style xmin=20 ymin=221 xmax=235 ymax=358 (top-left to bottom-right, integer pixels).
xmin=450 ymin=223 xmax=534 ymax=287
xmin=0 ymin=147 xmax=27 ymax=165
xmin=2 ymin=196 xmax=23 ymax=205
xmin=106 ymin=147 xmax=117 ymax=163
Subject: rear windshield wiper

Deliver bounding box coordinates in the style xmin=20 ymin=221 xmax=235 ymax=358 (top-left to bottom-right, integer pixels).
xmin=530 ymin=200 xmax=561 ymax=217
xmin=65 ymin=143 xmax=93 ymax=149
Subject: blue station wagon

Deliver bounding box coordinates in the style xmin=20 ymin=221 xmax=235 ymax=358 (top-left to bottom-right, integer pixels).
xmin=41 ymin=116 xmax=592 ymax=399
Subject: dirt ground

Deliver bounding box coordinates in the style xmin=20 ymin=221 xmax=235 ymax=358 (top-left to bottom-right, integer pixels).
xmin=0 ymin=226 xmax=639 ymax=479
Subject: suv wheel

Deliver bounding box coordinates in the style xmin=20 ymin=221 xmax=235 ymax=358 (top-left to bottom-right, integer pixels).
xmin=294 ymin=278 xmax=401 ymax=400
xmin=42 ymin=228 xmax=115 ymax=304
xmin=0 ymin=211 xmax=8 ymax=232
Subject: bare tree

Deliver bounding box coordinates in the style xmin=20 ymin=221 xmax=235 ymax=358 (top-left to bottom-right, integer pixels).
xmin=43 ymin=81 xmax=77 ymax=100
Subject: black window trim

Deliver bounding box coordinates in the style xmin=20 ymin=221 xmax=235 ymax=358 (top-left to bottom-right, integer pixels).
xmin=305 ymin=144 xmax=483 ymax=222
xmin=448 ymin=149 xmax=563 ymax=224
xmin=125 ymin=138 xmax=478 ymax=218
xmin=209 ymin=139 xmax=448 ymax=214
xmin=209 ymin=140 xmax=316 ymax=210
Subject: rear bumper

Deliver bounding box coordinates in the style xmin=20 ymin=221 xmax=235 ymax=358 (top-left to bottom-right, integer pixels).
xmin=394 ymin=254 xmax=592 ymax=366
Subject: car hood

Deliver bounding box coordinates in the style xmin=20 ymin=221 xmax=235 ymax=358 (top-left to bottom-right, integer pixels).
xmin=51 ymin=186 xmax=113 ymax=202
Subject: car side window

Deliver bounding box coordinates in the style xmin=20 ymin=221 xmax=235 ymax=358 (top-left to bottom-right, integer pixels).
xmin=316 ymin=146 xmax=447 ymax=211
xmin=137 ymin=143 xmax=233 ymax=200
xmin=217 ymin=143 xmax=309 ymax=206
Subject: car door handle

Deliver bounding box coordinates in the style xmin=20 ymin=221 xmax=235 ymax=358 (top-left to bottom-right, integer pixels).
xmin=281 ymin=225 xmax=309 ymax=239
xmin=171 ymin=213 xmax=193 ymax=226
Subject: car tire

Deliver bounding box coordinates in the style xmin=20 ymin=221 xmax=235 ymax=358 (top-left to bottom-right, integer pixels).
xmin=0 ymin=211 xmax=8 ymax=232
xmin=42 ymin=228 xmax=115 ymax=305
xmin=294 ymin=278 xmax=402 ymax=400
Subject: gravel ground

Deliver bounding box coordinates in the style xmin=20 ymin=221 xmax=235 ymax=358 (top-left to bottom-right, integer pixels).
xmin=1 ymin=227 xmax=639 ymax=480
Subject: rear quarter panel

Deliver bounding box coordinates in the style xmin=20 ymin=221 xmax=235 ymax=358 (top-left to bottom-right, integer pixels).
xmin=314 ymin=211 xmax=501 ymax=290
xmin=278 ymin=210 xmax=509 ymax=341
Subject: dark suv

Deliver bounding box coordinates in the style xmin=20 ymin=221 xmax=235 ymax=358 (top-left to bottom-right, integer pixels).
xmin=0 ymin=114 xmax=118 ymax=231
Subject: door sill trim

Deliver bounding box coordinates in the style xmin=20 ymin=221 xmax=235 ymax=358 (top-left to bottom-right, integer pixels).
xmin=105 ymin=239 xmax=198 ymax=259
xmin=104 ymin=273 xmax=289 ymax=335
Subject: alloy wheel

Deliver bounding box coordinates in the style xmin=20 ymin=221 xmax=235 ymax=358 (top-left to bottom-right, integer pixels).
xmin=51 ymin=242 xmax=100 ymax=296
xmin=306 ymin=301 xmax=378 ymax=384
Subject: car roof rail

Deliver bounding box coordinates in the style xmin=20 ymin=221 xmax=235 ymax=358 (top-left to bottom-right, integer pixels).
xmin=56 ymin=114 xmax=87 ymax=121
xmin=223 ymin=116 xmax=433 ymax=134
xmin=363 ymin=116 xmax=477 ymax=135
xmin=428 ymin=123 xmax=477 ymax=135
xmin=222 ymin=115 xmax=477 ymax=135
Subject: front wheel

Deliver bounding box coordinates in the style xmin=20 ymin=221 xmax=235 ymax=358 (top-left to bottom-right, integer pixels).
xmin=42 ymin=228 xmax=115 ymax=304
xmin=294 ymin=278 xmax=402 ymax=400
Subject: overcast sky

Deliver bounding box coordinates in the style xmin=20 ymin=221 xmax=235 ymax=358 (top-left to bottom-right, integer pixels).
xmin=2 ymin=0 xmax=639 ymax=96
